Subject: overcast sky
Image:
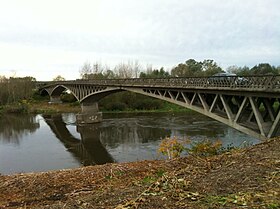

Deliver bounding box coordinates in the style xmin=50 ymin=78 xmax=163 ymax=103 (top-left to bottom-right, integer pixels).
xmin=0 ymin=0 xmax=279 ymax=80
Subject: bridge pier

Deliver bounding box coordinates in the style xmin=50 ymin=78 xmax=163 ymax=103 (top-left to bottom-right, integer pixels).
xmin=76 ymin=102 xmax=102 ymax=124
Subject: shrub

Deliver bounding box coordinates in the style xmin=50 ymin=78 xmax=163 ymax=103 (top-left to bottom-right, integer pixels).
xmin=187 ymin=140 xmax=222 ymax=157
xmin=104 ymin=102 xmax=127 ymax=111
xmin=158 ymin=136 xmax=185 ymax=159
xmin=158 ymin=137 xmax=233 ymax=159
xmin=60 ymin=93 xmax=77 ymax=103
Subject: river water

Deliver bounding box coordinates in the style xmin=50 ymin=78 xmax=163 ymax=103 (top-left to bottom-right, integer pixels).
xmin=0 ymin=112 xmax=259 ymax=174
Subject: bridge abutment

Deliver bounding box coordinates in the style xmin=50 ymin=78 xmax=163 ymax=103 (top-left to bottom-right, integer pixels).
xmin=76 ymin=102 xmax=102 ymax=124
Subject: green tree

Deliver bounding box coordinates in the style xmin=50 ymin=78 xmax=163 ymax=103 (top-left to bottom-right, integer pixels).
xmin=227 ymin=65 xmax=251 ymax=76
xmin=250 ymin=63 xmax=277 ymax=75
xmin=140 ymin=67 xmax=170 ymax=78
xmin=53 ymin=75 xmax=65 ymax=81
xmin=171 ymin=59 xmax=203 ymax=77
xmin=202 ymin=59 xmax=223 ymax=76
xmin=0 ymin=76 xmax=36 ymax=105
xmin=171 ymin=59 xmax=222 ymax=77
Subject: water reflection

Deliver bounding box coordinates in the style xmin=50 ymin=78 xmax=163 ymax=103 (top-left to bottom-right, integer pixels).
xmin=99 ymin=117 xmax=171 ymax=148
xmin=43 ymin=114 xmax=115 ymax=166
xmin=0 ymin=112 xmax=259 ymax=174
xmin=0 ymin=114 xmax=39 ymax=144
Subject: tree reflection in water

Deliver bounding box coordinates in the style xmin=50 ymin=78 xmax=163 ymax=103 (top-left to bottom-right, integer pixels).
xmin=43 ymin=114 xmax=115 ymax=166
xmin=0 ymin=114 xmax=40 ymax=144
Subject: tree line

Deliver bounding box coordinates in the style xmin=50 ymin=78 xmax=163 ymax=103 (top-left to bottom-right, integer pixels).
xmin=77 ymin=59 xmax=280 ymax=111
xmin=79 ymin=59 xmax=280 ymax=79
xmin=1 ymin=59 xmax=279 ymax=111
xmin=0 ymin=76 xmax=35 ymax=106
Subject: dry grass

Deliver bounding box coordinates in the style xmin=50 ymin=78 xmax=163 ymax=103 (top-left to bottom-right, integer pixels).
xmin=0 ymin=138 xmax=279 ymax=209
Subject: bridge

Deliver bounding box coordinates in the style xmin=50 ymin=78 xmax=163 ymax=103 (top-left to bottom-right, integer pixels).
xmin=38 ymin=75 xmax=280 ymax=139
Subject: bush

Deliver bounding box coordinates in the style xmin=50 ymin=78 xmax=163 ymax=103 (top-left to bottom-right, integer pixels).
xmin=187 ymin=140 xmax=222 ymax=157
xmin=103 ymin=102 xmax=127 ymax=111
xmin=132 ymin=98 xmax=163 ymax=110
xmin=158 ymin=137 xmax=234 ymax=159
xmin=158 ymin=137 xmax=186 ymax=159
xmin=60 ymin=93 xmax=77 ymax=103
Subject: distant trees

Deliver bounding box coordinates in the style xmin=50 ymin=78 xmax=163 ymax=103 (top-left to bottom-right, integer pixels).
xmin=79 ymin=60 xmax=142 ymax=79
xmin=53 ymin=75 xmax=65 ymax=81
xmin=171 ymin=59 xmax=223 ymax=77
xmin=171 ymin=60 xmax=280 ymax=77
xmin=250 ymin=63 xmax=278 ymax=75
xmin=79 ymin=61 xmax=109 ymax=79
xmin=0 ymin=76 xmax=36 ymax=106
xmin=140 ymin=66 xmax=170 ymax=78
xmin=227 ymin=63 xmax=280 ymax=76
xmin=114 ymin=60 xmax=141 ymax=78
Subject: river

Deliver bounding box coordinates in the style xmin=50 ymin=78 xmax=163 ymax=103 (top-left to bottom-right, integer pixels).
xmin=0 ymin=112 xmax=259 ymax=174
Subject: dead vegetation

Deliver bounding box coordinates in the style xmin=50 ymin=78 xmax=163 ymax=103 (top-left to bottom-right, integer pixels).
xmin=0 ymin=137 xmax=279 ymax=209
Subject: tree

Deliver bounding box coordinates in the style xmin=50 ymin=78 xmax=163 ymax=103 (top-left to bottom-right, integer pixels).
xmin=79 ymin=61 xmax=108 ymax=79
xmin=171 ymin=59 xmax=222 ymax=77
xmin=140 ymin=67 xmax=170 ymax=78
xmin=201 ymin=59 xmax=223 ymax=76
xmin=0 ymin=76 xmax=35 ymax=105
xmin=53 ymin=75 xmax=65 ymax=81
xmin=250 ymin=63 xmax=277 ymax=75
xmin=79 ymin=61 xmax=92 ymax=79
xmin=171 ymin=59 xmax=203 ymax=77
xmin=227 ymin=65 xmax=250 ymax=76
xmin=114 ymin=60 xmax=142 ymax=78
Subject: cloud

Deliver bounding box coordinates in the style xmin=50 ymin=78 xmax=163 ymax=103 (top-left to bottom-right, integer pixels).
xmin=0 ymin=0 xmax=279 ymax=80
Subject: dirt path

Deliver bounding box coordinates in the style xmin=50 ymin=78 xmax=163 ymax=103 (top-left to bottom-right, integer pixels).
xmin=0 ymin=138 xmax=279 ymax=209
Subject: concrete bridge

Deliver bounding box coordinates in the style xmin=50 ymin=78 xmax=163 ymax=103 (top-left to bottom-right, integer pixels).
xmin=38 ymin=75 xmax=280 ymax=139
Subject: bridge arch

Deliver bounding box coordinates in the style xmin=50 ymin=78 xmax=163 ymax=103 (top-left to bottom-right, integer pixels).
xmin=80 ymin=88 xmax=123 ymax=103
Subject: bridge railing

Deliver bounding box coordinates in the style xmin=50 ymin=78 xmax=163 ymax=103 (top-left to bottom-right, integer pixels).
xmin=38 ymin=75 xmax=280 ymax=91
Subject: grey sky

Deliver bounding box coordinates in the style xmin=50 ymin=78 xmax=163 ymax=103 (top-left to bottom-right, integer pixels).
xmin=0 ymin=0 xmax=279 ymax=80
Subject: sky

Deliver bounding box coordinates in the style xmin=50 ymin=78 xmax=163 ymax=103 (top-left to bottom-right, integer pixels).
xmin=0 ymin=0 xmax=279 ymax=81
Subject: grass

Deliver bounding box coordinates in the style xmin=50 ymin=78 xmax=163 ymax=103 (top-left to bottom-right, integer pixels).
xmin=0 ymin=99 xmax=191 ymax=117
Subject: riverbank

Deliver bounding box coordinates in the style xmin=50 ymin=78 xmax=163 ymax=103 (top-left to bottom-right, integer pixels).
xmin=0 ymin=137 xmax=279 ymax=208
xmin=0 ymin=100 xmax=190 ymax=116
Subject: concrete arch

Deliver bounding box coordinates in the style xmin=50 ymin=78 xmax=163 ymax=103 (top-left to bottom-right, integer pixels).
xmin=51 ymin=85 xmax=68 ymax=97
xmin=39 ymin=88 xmax=50 ymax=97
xmin=80 ymin=88 xmax=123 ymax=103
xmin=52 ymin=85 xmax=80 ymax=101
xmin=42 ymin=85 xmax=79 ymax=103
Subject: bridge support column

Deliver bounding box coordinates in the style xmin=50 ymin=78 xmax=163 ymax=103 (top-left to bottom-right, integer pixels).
xmin=76 ymin=102 xmax=102 ymax=124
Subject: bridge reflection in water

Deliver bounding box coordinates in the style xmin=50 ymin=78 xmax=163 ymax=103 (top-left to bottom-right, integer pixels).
xmin=43 ymin=114 xmax=115 ymax=166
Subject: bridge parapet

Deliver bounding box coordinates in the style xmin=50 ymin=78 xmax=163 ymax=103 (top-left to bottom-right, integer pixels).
xmin=37 ymin=75 xmax=280 ymax=93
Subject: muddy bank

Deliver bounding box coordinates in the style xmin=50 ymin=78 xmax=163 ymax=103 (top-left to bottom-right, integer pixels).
xmin=0 ymin=138 xmax=279 ymax=208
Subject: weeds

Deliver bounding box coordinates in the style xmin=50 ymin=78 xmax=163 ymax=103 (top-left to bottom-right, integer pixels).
xmin=158 ymin=137 xmax=186 ymax=159
xmin=187 ymin=139 xmax=222 ymax=157
xmin=158 ymin=136 xmax=238 ymax=159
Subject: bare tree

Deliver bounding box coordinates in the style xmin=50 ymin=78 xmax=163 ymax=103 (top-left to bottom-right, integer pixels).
xmin=114 ymin=60 xmax=142 ymax=78
xmin=79 ymin=61 xmax=92 ymax=79
xmin=131 ymin=60 xmax=142 ymax=78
